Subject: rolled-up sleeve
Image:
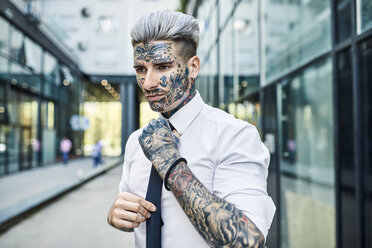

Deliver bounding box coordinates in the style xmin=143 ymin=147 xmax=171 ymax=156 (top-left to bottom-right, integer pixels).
xmin=212 ymin=121 xmax=276 ymax=238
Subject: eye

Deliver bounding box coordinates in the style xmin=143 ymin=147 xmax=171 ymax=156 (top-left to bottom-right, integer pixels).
xmin=157 ymin=65 xmax=170 ymax=71
xmin=135 ymin=67 xmax=146 ymax=73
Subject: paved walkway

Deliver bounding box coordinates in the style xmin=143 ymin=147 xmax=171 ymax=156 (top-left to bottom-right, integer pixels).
xmin=0 ymin=156 xmax=123 ymax=229
xmin=0 ymin=165 xmax=134 ymax=248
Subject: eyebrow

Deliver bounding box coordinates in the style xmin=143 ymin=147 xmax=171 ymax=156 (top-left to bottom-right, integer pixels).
xmin=133 ymin=64 xmax=145 ymax=68
xmin=151 ymin=60 xmax=174 ymax=65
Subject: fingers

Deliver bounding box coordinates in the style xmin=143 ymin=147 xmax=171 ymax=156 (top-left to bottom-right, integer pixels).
xmin=150 ymin=118 xmax=169 ymax=130
xmin=110 ymin=192 xmax=157 ymax=230
xmin=110 ymin=215 xmax=140 ymax=229
xmin=143 ymin=118 xmax=171 ymax=137
xmin=117 ymin=199 xmax=151 ymax=219
xmin=157 ymin=116 xmax=170 ymax=128
xmin=120 ymin=192 xmax=157 ymax=212
xmin=114 ymin=207 xmax=147 ymax=222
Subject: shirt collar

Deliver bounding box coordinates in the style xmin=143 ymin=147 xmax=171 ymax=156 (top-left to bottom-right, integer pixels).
xmin=159 ymin=91 xmax=204 ymax=135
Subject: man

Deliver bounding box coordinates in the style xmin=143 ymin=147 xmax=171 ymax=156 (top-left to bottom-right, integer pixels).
xmin=108 ymin=11 xmax=275 ymax=248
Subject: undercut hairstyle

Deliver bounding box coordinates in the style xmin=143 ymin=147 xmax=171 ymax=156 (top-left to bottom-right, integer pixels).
xmin=131 ymin=10 xmax=200 ymax=62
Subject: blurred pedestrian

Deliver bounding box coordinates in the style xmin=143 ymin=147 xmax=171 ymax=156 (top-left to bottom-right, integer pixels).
xmin=60 ymin=137 xmax=72 ymax=165
xmin=92 ymin=139 xmax=102 ymax=168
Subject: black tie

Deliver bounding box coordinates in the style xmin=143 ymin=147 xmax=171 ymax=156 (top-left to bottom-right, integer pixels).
xmin=145 ymin=121 xmax=176 ymax=248
xmin=145 ymin=164 xmax=163 ymax=248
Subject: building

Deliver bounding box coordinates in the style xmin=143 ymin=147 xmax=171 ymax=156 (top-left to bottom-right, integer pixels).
xmin=0 ymin=1 xmax=87 ymax=174
xmin=37 ymin=0 xmax=179 ymax=155
xmin=186 ymin=0 xmax=371 ymax=247
xmin=0 ymin=0 xmax=179 ymax=175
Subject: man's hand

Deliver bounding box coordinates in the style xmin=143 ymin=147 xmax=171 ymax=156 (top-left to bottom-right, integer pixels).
xmin=108 ymin=192 xmax=156 ymax=231
xmin=138 ymin=117 xmax=180 ymax=178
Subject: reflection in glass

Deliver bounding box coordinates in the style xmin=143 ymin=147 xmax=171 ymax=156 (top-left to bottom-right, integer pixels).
xmin=0 ymin=124 xmax=7 ymax=174
xmin=24 ymin=37 xmax=42 ymax=73
xmin=196 ymin=0 xmax=219 ymax=106
xmin=10 ymin=27 xmax=25 ymax=64
xmin=230 ymin=96 xmax=262 ymax=133
xmin=20 ymin=126 xmax=32 ymax=170
xmin=244 ymin=98 xmax=261 ymax=133
xmin=335 ymin=0 xmax=352 ymax=43
xmin=7 ymin=89 xmax=18 ymax=124
xmin=208 ymin=47 xmax=218 ymax=107
xmin=0 ymin=16 xmax=10 ymax=56
xmin=358 ymin=0 xmax=372 ymax=34
xmin=47 ymin=101 xmax=54 ymax=129
xmin=219 ymin=16 xmax=233 ymax=105
xmin=280 ymin=58 xmax=335 ymax=247
xmin=40 ymin=101 xmax=47 ymax=128
xmin=31 ymin=127 xmax=39 ymax=168
xmin=9 ymin=62 xmax=38 ymax=92
xmin=44 ymin=52 xmax=60 ymax=85
xmin=219 ymin=0 xmax=234 ymax=26
xmin=7 ymin=126 xmax=20 ymax=173
xmin=0 ymin=56 xmax=8 ymax=80
xmin=265 ymin=0 xmax=331 ymax=83
xmin=234 ymin=0 xmax=260 ymax=98
xmin=21 ymin=94 xmax=32 ymax=126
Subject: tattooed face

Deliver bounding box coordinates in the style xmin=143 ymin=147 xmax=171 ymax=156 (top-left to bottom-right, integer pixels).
xmin=133 ymin=40 xmax=195 ymax=114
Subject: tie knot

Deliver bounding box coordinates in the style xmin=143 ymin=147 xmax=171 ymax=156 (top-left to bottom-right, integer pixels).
xmin=168 ymin=122 xmax=175 ymax=131
xmin=168 ymin=121 xmax=181 ymax=138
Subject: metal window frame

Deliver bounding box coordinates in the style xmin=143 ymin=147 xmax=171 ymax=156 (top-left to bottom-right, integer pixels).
xmin=203 ymin=0 xmax=372 ymax=247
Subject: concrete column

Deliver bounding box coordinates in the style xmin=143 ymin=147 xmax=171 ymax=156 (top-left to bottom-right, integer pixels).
xmin=120 ymin=82 xmax=137 ymax=155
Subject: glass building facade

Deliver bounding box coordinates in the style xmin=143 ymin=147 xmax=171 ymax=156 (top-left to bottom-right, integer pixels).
xmin=189 ymin=0 xmax=372 ymax=247
xmin=0 ymin=12 xmax=85 ymax=175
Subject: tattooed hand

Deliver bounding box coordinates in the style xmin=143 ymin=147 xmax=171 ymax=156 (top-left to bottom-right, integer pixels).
xmin=138 ymin=117 xmax=180 ymax=178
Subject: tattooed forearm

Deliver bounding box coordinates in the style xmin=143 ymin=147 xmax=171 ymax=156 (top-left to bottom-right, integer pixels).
xmin=138 ymin=118 xmax=263 ymax=247
xmin=167 ymin=162 xmax=265 ymax=248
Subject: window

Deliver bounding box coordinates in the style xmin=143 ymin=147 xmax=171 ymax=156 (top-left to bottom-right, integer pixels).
xmin=264 ymin=0 xmax=332 ymax=83
xmin=24 ymin=37 xmax=42 ymax=73
xmin=357 ymin=0 xmax=372 ymax=34
xmin=335 ymin=0 xmax=352 ymax=43
xmin=0 ymin=16 xmax=10 ymax=56
xmin=219 ymin=18 xmax=234 ymax=105
xmin=43 ymin=52 xmax=60 ymax=86
xmin=97 ymin=16 xmax=118 ymax=34
xmin=235 ymin=0 xmax=260 ymax=98
xmin=280 ymin=58 xmax=335 ymax=247
xmin=0 ymin=56 xmax=8 ymax=81
xmin=9 ymin=27 xmax=25 ymax=64
xmin=47 ymin=101 xmax=54 ymax=129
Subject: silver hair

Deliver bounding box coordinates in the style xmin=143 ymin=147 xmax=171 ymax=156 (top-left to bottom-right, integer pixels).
xmin=130 ymin=10 xmax=199 ymax=49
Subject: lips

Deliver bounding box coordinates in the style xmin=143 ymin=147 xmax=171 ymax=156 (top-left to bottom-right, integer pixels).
xmin=146 ymin=94 xmax=165 ymax=101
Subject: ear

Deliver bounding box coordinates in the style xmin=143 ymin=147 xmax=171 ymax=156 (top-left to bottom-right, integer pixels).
xmin=188 ymin=55 xmax=200 ymax=79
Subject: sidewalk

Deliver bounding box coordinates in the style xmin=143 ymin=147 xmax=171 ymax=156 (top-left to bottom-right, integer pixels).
xmin=0 ymin=156 xmax=123 ymax=231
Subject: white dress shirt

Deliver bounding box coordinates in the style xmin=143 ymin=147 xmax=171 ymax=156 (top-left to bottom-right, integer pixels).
xmin=119 ymin=91 xmax=276 ymax=248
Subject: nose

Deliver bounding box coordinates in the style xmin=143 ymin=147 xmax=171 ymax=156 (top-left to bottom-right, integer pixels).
xmin=142 ymin=69 xmax=159 ymax=91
